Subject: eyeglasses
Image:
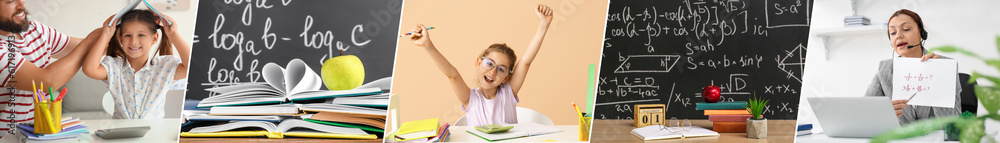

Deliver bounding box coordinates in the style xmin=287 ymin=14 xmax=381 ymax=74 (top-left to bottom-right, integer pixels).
xmin=479 ymin=57 xmax=511 ymax=77
xmin=659 ymin=117 xmax=693 ymax=133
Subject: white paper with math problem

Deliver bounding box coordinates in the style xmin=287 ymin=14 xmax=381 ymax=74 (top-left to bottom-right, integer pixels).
xmin=892 ymin=58 xmax=957 ymax=108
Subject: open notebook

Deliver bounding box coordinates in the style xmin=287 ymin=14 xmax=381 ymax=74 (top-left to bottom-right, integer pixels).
xmin=180 ymin=119 xmax=377 ymax=139
xmin=630 ymin=125 xmax=719 ymax=140
xmin=465 ymin=122 xmax=562 ymax=142
xmin=197 ymin=59 xmax=382 ymax=108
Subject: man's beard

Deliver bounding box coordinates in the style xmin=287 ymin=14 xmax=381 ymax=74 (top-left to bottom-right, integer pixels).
xmin=0 ymin=10 xmax=29 ymax=33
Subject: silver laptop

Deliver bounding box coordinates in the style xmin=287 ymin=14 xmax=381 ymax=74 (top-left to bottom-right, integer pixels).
xmin=807 ymin=97 xmax=901 ymax=138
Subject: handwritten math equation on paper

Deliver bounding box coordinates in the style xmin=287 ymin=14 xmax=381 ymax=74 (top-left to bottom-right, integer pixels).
xmin=900 ymin=73 xmax=934 ymax=92
xmin=892 ymin=58 xmax=957 ymax=108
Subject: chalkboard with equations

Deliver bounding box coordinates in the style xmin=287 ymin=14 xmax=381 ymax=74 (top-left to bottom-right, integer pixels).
xmin=596 ymin=0 xmax=813 ymax=120
xmin=185 ymin=0 xmax=402 ymax=100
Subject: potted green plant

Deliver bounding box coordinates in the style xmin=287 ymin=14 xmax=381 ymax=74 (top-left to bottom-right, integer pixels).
xmin=746 ymin=93 xmax=769 ymax=139
xmin=872 ymin=36 xmax=1000 ymax=143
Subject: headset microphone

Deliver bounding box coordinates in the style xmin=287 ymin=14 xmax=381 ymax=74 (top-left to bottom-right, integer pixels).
xmin=906 ymin=43 xmax=922 ymax=49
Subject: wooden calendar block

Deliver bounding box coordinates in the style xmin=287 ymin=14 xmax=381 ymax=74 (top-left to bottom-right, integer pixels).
xmin=634 ymin=104 xmax=666 ymax=127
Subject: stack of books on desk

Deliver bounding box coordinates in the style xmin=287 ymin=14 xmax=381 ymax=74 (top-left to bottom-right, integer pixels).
xmin=181 ymin=94 xmax=390 ymax=139
xmin=16 ymin=117 xmax=89 ymax=142
xmin=696 ymin=101 xmax=751 ymax=133
xmin=181 ymin=60 xmax=391 ymax=139
xmin=844 ymin=15 xmax=871 ymax=27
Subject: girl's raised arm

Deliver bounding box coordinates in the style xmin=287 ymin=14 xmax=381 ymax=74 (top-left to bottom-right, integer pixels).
xmin=160 ymin=14 xmax=190 ymax=80
xmin=509 ymin=4 xmax=553 ymax=95
xmin=411 ymin=24 xmax=472 ymax=107
xmin=82 ymin=16 xmax=117 ymax=80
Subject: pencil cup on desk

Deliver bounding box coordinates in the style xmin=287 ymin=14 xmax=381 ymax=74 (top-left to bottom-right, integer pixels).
xmin=579 ymin=116 xmax=591 ymax=141
xmin=33 ymin=100 xmax=62 ymax=134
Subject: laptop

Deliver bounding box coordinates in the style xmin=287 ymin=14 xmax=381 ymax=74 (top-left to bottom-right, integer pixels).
xmin=807 ymin=97 xmax=901 ymax=138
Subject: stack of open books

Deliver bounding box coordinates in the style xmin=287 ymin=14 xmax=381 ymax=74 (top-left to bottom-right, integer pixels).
xmin=180 ymin=59 xmax=390 ymax=139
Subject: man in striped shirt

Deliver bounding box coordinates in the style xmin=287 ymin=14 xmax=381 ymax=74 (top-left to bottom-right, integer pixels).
xmin=0 ymin=0 xmax=104 ymax=137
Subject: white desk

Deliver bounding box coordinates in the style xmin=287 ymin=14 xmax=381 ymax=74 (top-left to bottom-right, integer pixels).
xmin=447 ymin=125 xmax=585 ymax=142
xmin=1 ymin=118 xmax=180 ymax=143
xmin=796 ymin=130 xmax=957 ymax=143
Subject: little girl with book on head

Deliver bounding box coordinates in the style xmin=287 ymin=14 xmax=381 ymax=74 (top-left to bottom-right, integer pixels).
xmin=407 ymin=4 xmax=553 ymax=126
xmin=82 ymin=9 xmax=191 ymax=119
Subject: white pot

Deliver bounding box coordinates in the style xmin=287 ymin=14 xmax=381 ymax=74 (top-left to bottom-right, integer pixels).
xmin=747 ymin=118 xmax=767 ymax=139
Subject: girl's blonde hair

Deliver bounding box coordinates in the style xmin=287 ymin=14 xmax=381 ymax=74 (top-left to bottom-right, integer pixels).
xmin=107 ymin=9 xmax=173 ymax=64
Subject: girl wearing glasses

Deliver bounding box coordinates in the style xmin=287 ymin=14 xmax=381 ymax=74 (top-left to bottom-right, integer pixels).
xmin=407 ymin=4 xmax=553 ymax=126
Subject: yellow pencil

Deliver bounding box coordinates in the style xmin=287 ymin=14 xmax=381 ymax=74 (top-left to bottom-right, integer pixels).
xmin=32 ymin=80 xmax=38 ymax=102
xmin=572 ymin=102 xmax=584 ymax=118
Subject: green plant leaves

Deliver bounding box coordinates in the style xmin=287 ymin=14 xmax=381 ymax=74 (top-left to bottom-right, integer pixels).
xmin=957 ymin=118 xmax=985 ymax=143
xmin=975 ymin=86 xmax=1000 ymax=115
xmin=995 ymin=36 xmax=1000 ymax=54
xmin=931 ymin=45 xmax=982 ymax=59
xmin=745 ymin=93 xmax=768 ymax=120
xmin=871 ymin=117 xmax=960 ymax=143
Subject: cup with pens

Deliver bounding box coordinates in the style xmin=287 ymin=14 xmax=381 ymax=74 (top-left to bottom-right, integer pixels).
xmin=32 ymin=80 xmax=67 ymax=134
xmin=572 ymin=102 xmax=591 ymax=141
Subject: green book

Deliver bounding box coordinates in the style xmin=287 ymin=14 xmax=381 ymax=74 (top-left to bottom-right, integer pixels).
xmin=303 ymin=118 xmax=384 ymax=133
xmin=695 ymin=101 xmax=747 ymax=110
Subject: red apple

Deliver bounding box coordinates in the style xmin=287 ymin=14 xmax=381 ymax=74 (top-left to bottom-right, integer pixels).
xmin=703 ymin=85 xmax=721 ymax=103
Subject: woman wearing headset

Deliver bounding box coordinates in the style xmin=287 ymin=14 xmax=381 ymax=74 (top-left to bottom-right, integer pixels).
xmin=864 ymin=9 xmax=961 ymax=125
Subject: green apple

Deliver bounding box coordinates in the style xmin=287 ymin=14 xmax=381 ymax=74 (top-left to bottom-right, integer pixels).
xmin=322 ymin=55 xmax=365 ymax=90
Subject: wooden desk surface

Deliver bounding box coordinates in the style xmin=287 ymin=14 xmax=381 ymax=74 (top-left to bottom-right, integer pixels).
xmin=590 ymin=119 xmax=796 ymax=143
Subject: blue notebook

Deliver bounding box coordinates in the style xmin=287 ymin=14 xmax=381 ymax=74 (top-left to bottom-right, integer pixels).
xmin=695 ymin=101 xmax=747 ymax=110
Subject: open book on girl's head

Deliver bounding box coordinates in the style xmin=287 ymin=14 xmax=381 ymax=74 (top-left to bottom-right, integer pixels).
xmin=111 ymin=0 xmax=172 ymax=27
xmin=197 ymin=59 xmax=382 ymax=108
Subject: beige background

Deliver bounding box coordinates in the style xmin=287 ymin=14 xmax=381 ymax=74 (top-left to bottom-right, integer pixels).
xmin=390 ymin=0 xmax=607 ymax=131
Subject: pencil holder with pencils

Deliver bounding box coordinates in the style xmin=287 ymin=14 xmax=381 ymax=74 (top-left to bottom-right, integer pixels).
xmin=33 ymin=100 xmax=62 ymax=134
xmin=578 ymin=116 xmax=591 ymax=141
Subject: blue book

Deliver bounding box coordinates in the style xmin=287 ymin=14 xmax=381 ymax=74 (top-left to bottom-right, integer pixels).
xmin=695 ymin=101 xmax=747 ymax=110
xmin=797 ymin=124 xmax=813 ymax=131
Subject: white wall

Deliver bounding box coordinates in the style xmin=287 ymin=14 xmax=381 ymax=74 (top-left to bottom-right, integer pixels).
xmin=800 ymin=0 xmax=1000 ymax=138
xmin=24 ymin=0 xmax=198 ymax=118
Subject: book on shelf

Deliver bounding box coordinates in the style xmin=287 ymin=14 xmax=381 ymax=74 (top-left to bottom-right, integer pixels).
xmin=180 ymin=119 xmax=377 ymax=139
xmin=197 ymin=59 xmax=382 ymax=108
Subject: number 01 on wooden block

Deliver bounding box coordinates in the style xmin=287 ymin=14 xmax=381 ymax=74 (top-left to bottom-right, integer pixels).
xmin=634 ymin=104 xmax=666 ymax=127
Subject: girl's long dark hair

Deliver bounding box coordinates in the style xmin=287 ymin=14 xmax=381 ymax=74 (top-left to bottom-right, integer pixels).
xmin=107 ymin=9 xmax=173 ymax=65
